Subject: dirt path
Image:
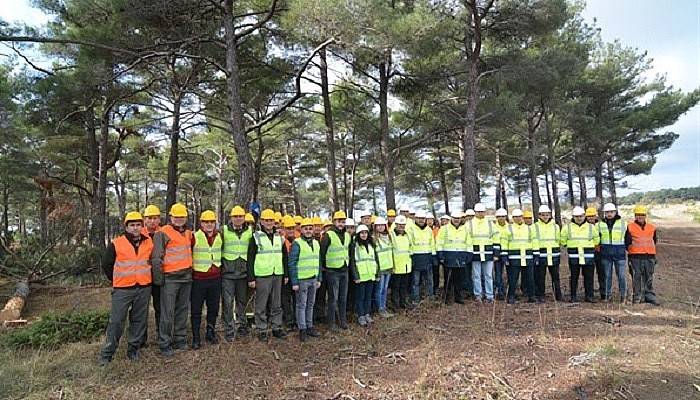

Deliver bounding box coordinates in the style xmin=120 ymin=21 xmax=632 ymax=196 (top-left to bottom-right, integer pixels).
xmin=2 ymin=212 xmax=699 ymax=400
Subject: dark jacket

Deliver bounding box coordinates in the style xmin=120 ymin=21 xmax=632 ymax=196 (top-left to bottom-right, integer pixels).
xmin=349 ymin=237 xmax=380 ymax=281
xmin=319 ymin=226 xmax=348 ymax=271
xmin=288 ymin=236 xmax=322 ymax=285
xmin=246 ymin=229 xmax=288 ymax=281
xmin=599 ymin=215 xmax=627 ymax=260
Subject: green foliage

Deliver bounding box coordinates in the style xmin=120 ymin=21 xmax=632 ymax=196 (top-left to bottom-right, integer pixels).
xmin=1 ymin=310 xmax=109 ymax=349
xmin=619 ymin=187 xmax=700 ymax=204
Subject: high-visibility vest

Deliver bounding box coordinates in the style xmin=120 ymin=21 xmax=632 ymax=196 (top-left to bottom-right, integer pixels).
xmin=222 ymin=225 xmax=252 ymax=261
xmin=391 ymin=232 xmax=412 ymax=274
xmin=561 ymin=222 xmax=598 ymax=264
xmin=469 ymin=218 xmax=498 ymax=261
xmin=252 ymin=231 xmax=284 ymax=277
xmin=626 ymin=222 xmax=656 ymax=255
xmin=506 ymin=223 xmax=534 ymax=267
xmin=192 ymin=230 xmax=222 ymax=272
xmin=325 ymin=230 xmax=350 ymax=269
xmin=495 ymin=223 xmax=510 ymax=257
xmin=112 ymin=235 xmax=153 ymax=288
xmin=437 ymin=223 xmax=470 ymax=252
xmin=354 ymin=244 xmax=377 ymax=282
xmin=534 ymin=220 xmax=561 ymax=266
xmin=410 ymin=226 xmax=435 ymax=255
xmin=294 ymin=237 xmax=320 ymax=280
xmin=598 ymin=219 xmax=625 ymax=246
xmin=160 ymin=225 xmax=193 ymax=273
xmin=374 ymin=234 xmax=394 ymax=272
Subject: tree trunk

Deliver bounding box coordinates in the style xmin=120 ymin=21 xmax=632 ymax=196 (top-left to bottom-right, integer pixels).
xmin=544 ymin=172 xmax=552 ymax=209
xmin=90 ymin=109 xmax=110 ymax=248
xmin=607 ymin=158 xmax=617 ymax=205
xmin=436 ymin=141 xmax=450 ymax=214
xmin=578 ymin=169 xmax=588 ymax=208
xmin=165 ymin=95 xmax=182 ymax=212
xmin=526 ymin=121 xmax=541 ymax=213
xmin=319 ymin=47 xmax=339 ymax=211
xmin=378 ymin=60 xmax=396 ymax=210
xmin=551 ymin=169 xmax=562 ymax=226
xmin=285 ymin=141 xmax=302 ymax=214
xmin=567 ymin=166 xmax=575 ymax=207
xmin=495 ymin=147 xmax=503 ymax=210
xmin=341 ymin=133 xmax=349 ymax=212
xmin=1 ymin=183 xmax=8 ymax=240
xmin=0 ymin=279 xmax=29 ymax=323
xmin=594 ymin=163 xmax=603 ymax=207
xmin=225 ymin=0 xmax=255 ymax=207
xmin=252 ymin=128 xmax=264 ymax=203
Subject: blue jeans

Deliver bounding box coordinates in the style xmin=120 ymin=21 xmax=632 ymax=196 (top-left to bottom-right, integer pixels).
xmin=493 ymin=260 xmax=505 ymax=296
xmin=472 ymin=260 xmax=494 ymax=300
xmin=354 ymin=281 xmax=374 ymax=317
xmin=601 ymin=257 xmax=627 ymax=299
xmin=411 ymin=267 xmax=434 ymax=300
xmin=374 ymin=273 xmax=391 ymax=311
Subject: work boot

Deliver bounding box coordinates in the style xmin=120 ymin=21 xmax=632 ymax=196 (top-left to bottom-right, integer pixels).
xmin=328 ymin=324 xmax=339 ymax=333
xmin=191 ymin=335 xmax=201 ymax=350
xmin=338 ymin=321 xmax=349 ymax=330
xmin=299 ymin=329 xmax=308 ymax=342
xmin=224 ymin=334 xmax=235 ymax=343
xmin=358 ymin=315 xmax=367 ymax=326
xmin=173 ymin=341 xmax=188 ymax=351
xmin=365 ymin=314 xmax=373 ymax=324
xmin=306 ymin=327 xmax=321 ymax=337
xmin=527 ymin=297 xmax=536 ymax=303
xmin=272 ymin=329 xmax=287 ymax=339
xmin=257 ymin=331 xmax=268 ymax=342
xmin=98 ymin=356 xmax=112 ymax=366
xmin=205 ymin=325 xmax=219 ymax=344
xmin=237 ymin=326 xmax=250 ymax=337
xmin=160 ymin=347 xmax=174 ymax=358
xmin=585 ymin=297 xmax=597 ymax=303
xmin=570 ymin=295 xmax=578 ymax=303
xmin=127 ymin=346 xmax=140 ymax=361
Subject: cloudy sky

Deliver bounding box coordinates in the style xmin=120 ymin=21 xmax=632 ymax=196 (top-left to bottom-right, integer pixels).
xmin=1 ymin=0 xmax=698 ymax=194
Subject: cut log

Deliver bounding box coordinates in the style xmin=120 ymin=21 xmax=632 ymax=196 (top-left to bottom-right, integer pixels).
xmin=0 ymin=279 xmax=29 ymax=322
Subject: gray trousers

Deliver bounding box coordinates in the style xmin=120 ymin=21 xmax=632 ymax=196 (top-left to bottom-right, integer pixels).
xmin=254 ymin=275 xmax=283 ymax=332
xmin=100 ymin=286 xmax=151 ymax=360
xmin=294 ymin=279 xmax=318 ymax=330
xmin=630 ymin=258 xmax=656 ymax=303
xmin=159 ymin=279 xmax=192 ymax=349
xmin=325 ymin=269 xmax=348 ymax=326
xmin=222 ymin=277 xmax=249 ymax=337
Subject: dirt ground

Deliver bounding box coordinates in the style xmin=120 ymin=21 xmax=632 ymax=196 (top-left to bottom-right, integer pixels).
xmin=1 ymin=205 xmax=699 ymax=400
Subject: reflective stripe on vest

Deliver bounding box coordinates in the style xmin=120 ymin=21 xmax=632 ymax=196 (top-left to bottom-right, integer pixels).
xmin=411 ymin=226 xmax=434 ymax=254
xmin=112 ymin=235 xmax=153 ymax=288
xmin=355 ymin=244 xmax=377 ymax=282
xmin=192 ymin=230 xmax=222 ymax=272
xmin=253 ymin=231 xmax=284 ymax=276
xmin=325 ymin=230 xmax=350 ymax=269
xmin=375 ymin=235 xmax=394 ymax=271
xmin=627 ymin=222 xmax=656 ymax=255
xmin=391 ymin=232 xmax=412 ymax=274
xmin=598 ymin=220 xmax=625 ymax=245
xmin=161 ymin=225 xmax=193 ymax=273
xmin=294 ymin=237 xmax=319 ymax=280
xmin=565 ymin=223 xmax=596 ymax=264
xmin=222 ymin=225 xmax=252 ymax=261
xmin=439 ymin=224 xmax=469 ymax=252
xmin=534 ymin=221 xmax=561 ymax=265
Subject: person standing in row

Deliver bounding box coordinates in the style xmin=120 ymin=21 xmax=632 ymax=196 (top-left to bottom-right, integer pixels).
xmin=562 ymin=206 xmax=599 ymax=303
xmin=390 ymin=216 xmax=413 ymax=310
xmin=99 ymin=212 xmax=153 ymax=365
xmin=409 ymin=211 xmax=437 ymax=303
xmin=373 ymin=217 xmax=394 ymax=317
xmin=626 ymin=205 xmax=660 ymax=305
xmin=503 ymin=209 xmax=536 ymax=304
xmin=190 ymin=210 xmax=222 ymax=349
xmin=151 ymin=203 xmax=193 ymax=357
xmin=320 ymin=211 xmax=351 ymax=331
xmin=493 ymin=208 xmax=509 ymax=301
xmin=221 ymin=206 xmax=252 ymax=341
xmin=350 ymin=225 xmax=379 ymax=326
xmin=437 ymin=211 xmax=470 ymax=304
xmin=281 ymin=215 xmax=297 ymax=331
xmin=469 ymin=203 xmax=499 ymax=303
xmin=598 ymin=203 xmax=627 ymax=302
xmin=534 ymin=205 xmax=562 ymax=302
xmin=288 ymin=218 xmax=322 ymax=342
xmin=140 ymin=204 xmax=161 ymax=347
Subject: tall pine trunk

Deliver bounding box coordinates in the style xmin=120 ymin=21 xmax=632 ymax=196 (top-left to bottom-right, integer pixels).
xmin=607 ymin=158 xmax=617 ymax=204
xmin=578 ymin=169 xmax=588 ymax=208
xmin=285 ymin=141 xmax=301 ymax=214
xmin=319 ymin=48 xmax=339 ymax=211
xmin=567 ymin=166 xmax=575 ymax=207
xmin=379 ymin=60 xmax=396 ymax=210
xmin=594 ymin=163 xmax=604 ymax=207
xmin=165 ymin=95 xmax=182 ymax=212
xmin=436 ymin=141 xmax=450 ymax=214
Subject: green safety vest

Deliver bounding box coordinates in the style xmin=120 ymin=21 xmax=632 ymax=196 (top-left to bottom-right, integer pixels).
xmin=534 ymin=220 xmax=561 ymax=266
xmin=294 ymin=237 xmax=319 ymax=280
xmin=325 ymin=230 xmax=350 ymax=269
xmin=437 ymin=223 xmax=470 ymax=252
xmin=496 ymin=223 xmax=510 ymax=256
xmin=410 ymin=226 xmax=435 ymax=254
xmin=562 ymin=222 xmax=597 ymax=265
xmin=354 ymin=244 xmax=377 ymax=282
xmin=506 ymin=223 xmax=534 ymax=267
xmin=391 ymin=232 xmax=412 ymax=274
xmin=222 ymin=225 xmax=252 ymax=261
xmin=469 ymin=218 xmax=498 ymax=261
xmin=253 ymin=231 xmax=284 ymax=277
xmin=597 ymin=220 xmax=625 ymax=245
xmin=374 ymin=234 xmax=394 ymax=272
xmin=192 ymin=230 xmax=222 ymax=272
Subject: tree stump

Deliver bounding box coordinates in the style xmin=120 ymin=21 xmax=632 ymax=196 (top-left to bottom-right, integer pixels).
xmin=0 ymin=280 xmax=30 ymax=322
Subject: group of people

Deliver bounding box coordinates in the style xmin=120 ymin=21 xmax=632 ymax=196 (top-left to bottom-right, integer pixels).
xmin=98 ymin=201 xmax=659 ymax=365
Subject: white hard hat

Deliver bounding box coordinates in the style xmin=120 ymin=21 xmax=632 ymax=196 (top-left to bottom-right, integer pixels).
xmin=474 ymin=203 xmax=486 ymax=212
xmin=395 ymin=215 xmax=407 ymax=224
xmin=358 ymin=210 xmax=371 ymax=218
xmin=512 ymin=208 xmax=523 ymax=217
xmin=572 ymin=206 xmax=585 ymax=216
xmin=495 ymin=208 xmax=508 ymax=217
xmin=440 ymin=215 xmax=450 ymax=220
xmin=356 ymin=224 xmax=369 ymax=233
xmin=450 ymin=210 xmax=462 ymax=219
xmin=415 ymin=210 xmax=427 ymax=219
xmin=538 ymin=205 xmax=552 ymax=214
xmin=464 ymin=209 xmax=475 ymax=216
xmin=345 ymin=218 xmax=355 ymax=226
xmin=399 ymin=206 xmax=410 ymax=212
xmin=374 ymin=216 xmax=387 ymax=225
xmin=426 ymin=214 xmax=434 ymax=220
xmin=603 ymin=203 xmax=617 ymax=212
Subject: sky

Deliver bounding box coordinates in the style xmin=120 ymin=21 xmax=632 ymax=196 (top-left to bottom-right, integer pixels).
xmin=1 ymin=0 xmax=698 ymax=200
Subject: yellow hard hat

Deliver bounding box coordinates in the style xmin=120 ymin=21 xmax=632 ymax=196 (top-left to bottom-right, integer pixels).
xmin=585 ymin=207 xmax=597 ymax=217
xmin=633 ymin=205 xmax=648 ymax=215
xmin=324 ymin=219 xmax=333 ymax=227
xmin=200 ymin=210 xmax=217 ymax=221
xmin=260 ymin=209 xmax=276 ymax=220
xmin=332 ymin=210 xmax=347 ymax=220
xmin=124 ymin=211 xmax=143 ymax=224
xmin=312 ymin=216 xmax=322 ymax=225
xmin=523 ymin=210 xmax=533 ymax=219
xmin=230 ymin=205 xmax=245 ymax=217
xmin=245 ymin=213 xmax=254 ymax=223
xmin=293 ymin=215 xmax=303 ymax=224
xmin=274 ymin=211 xmax=282 ymax=222
xmin=300 ymin=217 xmax=313 ymax=227
xmin=143 ymin=205 xmax=161 ymax=217
xmin=387 ymin=209 xmax=396 ymax=217
xmin=169 ymin=203 xmax=188 ymax=217
xmin=371 ymin=215 xmax=377 ymax=224
xmin=282 ymin=215 xmax=295 ymax=228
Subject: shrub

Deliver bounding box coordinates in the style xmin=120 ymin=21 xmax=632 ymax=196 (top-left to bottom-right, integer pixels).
xmin=1 ymin=310 xmax=109 ymax=349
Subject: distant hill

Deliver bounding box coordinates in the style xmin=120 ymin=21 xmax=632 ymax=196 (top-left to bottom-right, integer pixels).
xmin=619 ymin=187 xmax=700 ymax=204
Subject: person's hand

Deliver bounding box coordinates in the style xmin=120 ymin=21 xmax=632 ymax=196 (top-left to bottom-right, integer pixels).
xmin=314 ymin=281 xmax=321 ymax=289
xmin=284 ymin=277 xmax=289 ymax=285
xmin=248 ymin=281 xmax=256 ymax=289
xmin=292 ymin=285 xmax=299 ymax=291
xmin=354 ymin=279 xmax=361 ymax=284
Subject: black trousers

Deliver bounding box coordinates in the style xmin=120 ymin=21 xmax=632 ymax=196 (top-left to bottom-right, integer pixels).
xmin=433 ymin=262 xmax=442 ymax=293
xmin=191 ymin=278 xmax=222 ymax=338
xmin=535 ymin=258 xmax=562 ymax=300
xmin=390 ymin=273 xmax=411 ymax=309
xmin=569 ymin=261 xmax=594 ymax=300
xmin=443 ymin=267 xmax=465 ymax=303
xmin=594 ymin=253 xmax=606 ymax=299
xmin=281 ymin=280 xmax=296 ymax=328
